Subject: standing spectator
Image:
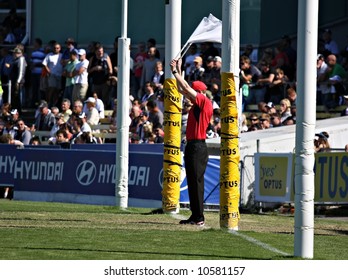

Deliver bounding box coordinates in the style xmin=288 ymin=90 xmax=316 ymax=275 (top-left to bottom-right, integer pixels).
xmin=321 ymin=54 xmax=346 ymax=109
xmin=32 ymin=101 xmax=55 ymax=131
xmin=109 ymin=36 xmax=120 ymax=77
xmin=152 ymin=61 xmax=165 ymax=112
xmin=133 ymin=42 xmax=147 ymax=99
xmin=240 ymin=55 xmax=263 ymax=105
xmin=267 ymin=68 xmax=288 ymax=104
xmin=140 ymin=47 xmax=160 ymax=95
xmin=322 ymin=29 xmax=339 ymax=57
xmin=88 ymin=43 xmax=112 ymax=106
xmin=317 ymin=53 xmax=328 ymax=105
xmin=62 ymin=49 xmax=78 ymax=102
xmin=9 ymin=47 xmax=27 ymax=113
xmin=0 ymin=47 xmax=13 ymax=104
xmin=183 ymin=43 xmax=200 ymax=78
xmin=147 ymin=38 xmax=161 ymax=59
xmin=170 ymin=58 xmax=213 ymax=226
xmin=42 ymin=42 xmax=63 ymax=107
xmin=29 ymin=38 xmax=45 ymax=107
xmin=61 ymin=37 xmax=76 ymax=67
xmin=72 ymin=49 xmax=89 ymax=102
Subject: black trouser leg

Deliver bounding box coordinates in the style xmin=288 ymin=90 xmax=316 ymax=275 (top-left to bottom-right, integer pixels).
xmin=184 ymin=141 xmax=208 ymax=221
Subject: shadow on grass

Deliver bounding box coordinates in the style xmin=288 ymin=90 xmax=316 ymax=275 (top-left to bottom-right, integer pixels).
xmin=1 ymin=245 xmax=275 ymax=260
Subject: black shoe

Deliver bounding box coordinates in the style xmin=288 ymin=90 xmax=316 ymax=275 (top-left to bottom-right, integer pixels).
xmin=179 ymin=216 xmax=194 ymax=224
xmin=179 ymin=218 xmax=193 ymax=224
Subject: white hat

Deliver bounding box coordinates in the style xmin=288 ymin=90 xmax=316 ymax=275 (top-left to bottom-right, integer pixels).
xmin=85 ymin=97 xmax=96 ymax=103
xmin=214 ymin=56 xmax=222 ymax=62
xmin=77 ymin=49 xmax=86 ymax=56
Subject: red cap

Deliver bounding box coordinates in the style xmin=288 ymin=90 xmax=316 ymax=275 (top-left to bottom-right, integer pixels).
xmin=191 ymin=81 xmax=207 ymax=91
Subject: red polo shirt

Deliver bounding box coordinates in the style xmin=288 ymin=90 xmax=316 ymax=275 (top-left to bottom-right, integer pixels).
xmin=186 ymin=93 xmax=213 ymax=141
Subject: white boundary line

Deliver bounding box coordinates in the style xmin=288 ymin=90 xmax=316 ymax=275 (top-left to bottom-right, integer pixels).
xmin=228 ymin=230 xmax=290 ymax=256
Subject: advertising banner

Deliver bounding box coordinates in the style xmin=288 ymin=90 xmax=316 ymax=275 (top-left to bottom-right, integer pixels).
xmin=0 ymin=144 xmax=221 ymax=207
xmin=255 ymin=153 xmax=293 ymax=202
xmin=255 ymin=152 xmax=348 ymax=203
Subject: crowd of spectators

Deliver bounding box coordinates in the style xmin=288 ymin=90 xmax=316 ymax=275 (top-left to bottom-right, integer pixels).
xmin=1 ymin=27 xmax=348 ymax=145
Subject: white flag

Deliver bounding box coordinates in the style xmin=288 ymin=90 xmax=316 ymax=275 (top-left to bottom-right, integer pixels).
xmin=187 ymin=14 xmax=222 ymax=44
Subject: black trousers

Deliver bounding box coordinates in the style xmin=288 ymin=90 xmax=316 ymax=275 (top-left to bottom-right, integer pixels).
xmin=184 ymin=140 xmax=208 ymax=222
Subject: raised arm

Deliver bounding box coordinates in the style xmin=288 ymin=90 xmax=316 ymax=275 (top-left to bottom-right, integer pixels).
xmin=170 ymin=59 xmax=197 ymax=102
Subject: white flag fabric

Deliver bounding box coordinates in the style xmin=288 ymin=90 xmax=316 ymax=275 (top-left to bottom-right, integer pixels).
xmin=187 ymin=14 xmax=222 ymax=44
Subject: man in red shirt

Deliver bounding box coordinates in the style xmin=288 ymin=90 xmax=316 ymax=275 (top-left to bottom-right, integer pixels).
xmin=170 ymin=59 xmax=213 ymax=226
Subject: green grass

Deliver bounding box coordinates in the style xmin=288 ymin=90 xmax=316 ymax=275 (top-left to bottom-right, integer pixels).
xmin=0 ymin=200 xmax=347 ymax=260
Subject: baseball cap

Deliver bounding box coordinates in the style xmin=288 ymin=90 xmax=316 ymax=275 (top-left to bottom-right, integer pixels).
xmin=84 ymin=97 xmax=96 ymax=103
xmin=317 ymin=54 xmax=324 ymax=60
xmin=139 ymin=111 xmax=148 ymax=117
xmin=78 ymin=49 xmax=86 ymax=56
xmin=193 ymin=56 xmax=203 ymax=63
xmin=38 ymin=101 xmax=48 ymax=108
xmin=266 ymin=102 xmax=275 ymax=108
xmin=214 ymin=56 xmax=222 ymax=62
xmin=11 ymin=109 xmax=18 ymax=115
xmin=191 ymin=81 xmax=207 ymax=91
xmin=11 ymin=47 xmax=22 ymax=54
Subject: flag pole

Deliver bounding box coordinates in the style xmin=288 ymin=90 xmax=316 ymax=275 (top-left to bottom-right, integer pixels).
xmin=174 ymin=42 xmax=191 ymax=60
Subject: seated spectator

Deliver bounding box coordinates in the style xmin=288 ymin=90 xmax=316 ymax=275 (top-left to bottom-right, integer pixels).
xmin=29 ymin=136 xmax=41 ymax=145
xmin=279 ymin=98 xmax=292 ymax=123
xmin=32 ymin=101 xmax=56 ymax=131
xmin=50 ymin=113 xmax=65 ymax=137
xmin=141 ymin=81 xmax=156 ymax=108
xmin=247 ymin=113 xmax=260 ymax=129
xmin=286 ymin=87 xmax=297 ymax=107
xmin=314 ymin=131 xmax=330 ymax=152
xmin=54 ymin=129 xmax=71 ymax=149
xmin=258 ymin=101 xmax=268 ymax=113
xmin=282 ymin=115 xmax=295 ymax=126
xmin=265 ymin=102 xmax=277 ymax=115
xmin=154 ymin=126 xmax=164 ymax=143
xmin=270 ymin=112 xmax=282 ymax=127
xmin=240 ymin=114 xmax=248 ymax=133
xmin=61 ymin=98 xmax=72 ymax=122
xmin=210 ymin=56 xmax=222 ymax=85
xmin=14 ymin=118 xmax=31 ymax=145
xmin=84 ymin=97 xmax=100 ymax=128
xmin=188 ymin=56 xmax=205 ymax=82
xmin=259 ymin=113 xmax=271 ymax=129
xmin=73 ymin=131 xmax=97 ymax=144
xmin=147 ymin=100 xmax=163 ymax=130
